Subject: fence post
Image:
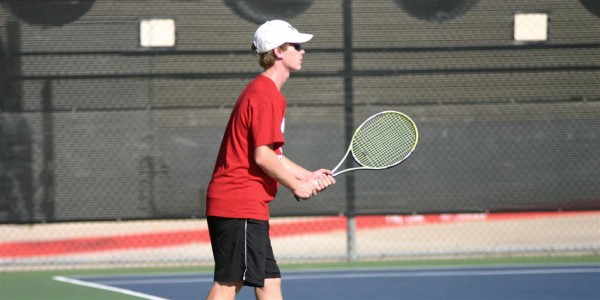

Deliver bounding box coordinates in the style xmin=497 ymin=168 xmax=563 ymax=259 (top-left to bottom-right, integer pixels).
xmin=343 ymin=0 xmax=356 ymax=262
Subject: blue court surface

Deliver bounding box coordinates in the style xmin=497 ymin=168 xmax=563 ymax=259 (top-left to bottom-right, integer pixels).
xmin=55 ymin=264 xmax=600 ymax=300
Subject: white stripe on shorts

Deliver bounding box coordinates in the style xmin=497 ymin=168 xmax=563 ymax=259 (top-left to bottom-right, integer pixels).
xmin=242 ymin=219 xmax=248 ymax=281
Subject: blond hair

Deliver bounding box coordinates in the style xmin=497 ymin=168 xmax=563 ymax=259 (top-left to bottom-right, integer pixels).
xmin=251 ymin=43 xmax=289 ymax=69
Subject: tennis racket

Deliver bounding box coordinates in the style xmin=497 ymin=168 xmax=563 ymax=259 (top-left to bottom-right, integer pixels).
xmin=296 ymin=110 xmax=418 ymax=200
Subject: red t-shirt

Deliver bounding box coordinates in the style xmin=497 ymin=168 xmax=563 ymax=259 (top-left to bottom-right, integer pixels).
xmin=206 ymin=75 xmax=286 ymax=221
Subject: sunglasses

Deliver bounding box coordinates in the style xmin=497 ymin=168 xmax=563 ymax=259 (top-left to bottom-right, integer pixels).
xmin=288 ymin=43 xmax=302 ymax=51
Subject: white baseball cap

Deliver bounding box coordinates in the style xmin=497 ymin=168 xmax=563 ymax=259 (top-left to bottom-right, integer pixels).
xmin=253 ymin=20 xmax=313 ymax=54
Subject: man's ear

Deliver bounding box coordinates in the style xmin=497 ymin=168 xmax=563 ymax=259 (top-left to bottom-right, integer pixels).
xmin=273 ymin=47 xmax=285 ymax=59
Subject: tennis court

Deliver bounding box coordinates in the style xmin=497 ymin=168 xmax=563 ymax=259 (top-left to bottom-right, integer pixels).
xmin=57 ymin=264 xmax=600 ymax=300
xmin=1 ymin=257 xmax=597 ymax=300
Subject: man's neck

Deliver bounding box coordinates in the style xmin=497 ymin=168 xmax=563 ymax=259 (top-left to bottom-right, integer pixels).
xmin=261 ymin=65 xmax=290 ymax=91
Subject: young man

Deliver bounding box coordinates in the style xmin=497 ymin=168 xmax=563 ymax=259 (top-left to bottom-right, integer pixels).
xmin=205 ymin=20 xmax=336 ymax=300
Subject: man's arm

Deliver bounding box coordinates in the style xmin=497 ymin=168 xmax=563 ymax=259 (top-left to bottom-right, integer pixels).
xmin=279 ymin=155 xmax=312 ymax=180
xmin=254 ymin=144 xmax=335 ymax=199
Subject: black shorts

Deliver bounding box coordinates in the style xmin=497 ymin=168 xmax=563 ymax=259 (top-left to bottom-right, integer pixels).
xmin=207 ymin=216 xmax=281 ymax=287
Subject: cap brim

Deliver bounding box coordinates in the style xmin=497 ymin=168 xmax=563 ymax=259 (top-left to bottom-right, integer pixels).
xmin=286 ymin=33 xmax=313 ymax=44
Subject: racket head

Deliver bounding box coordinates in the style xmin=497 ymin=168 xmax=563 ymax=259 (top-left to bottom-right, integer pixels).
xmin=350 ymin=111 xmax=418 ymax=170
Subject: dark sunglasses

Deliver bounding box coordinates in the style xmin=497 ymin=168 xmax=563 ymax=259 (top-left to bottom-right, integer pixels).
xmin=288 ymin=43 xmax=302 ymax=51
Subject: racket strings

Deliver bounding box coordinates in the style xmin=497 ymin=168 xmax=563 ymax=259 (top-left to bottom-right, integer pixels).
xmin=351 ymin=113 xmax=417 ymax=168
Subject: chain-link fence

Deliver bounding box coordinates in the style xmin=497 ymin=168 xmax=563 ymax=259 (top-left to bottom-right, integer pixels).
xmin=1 ymin=0 xmax=599 ymax=270
xmin=2 ymin=212 xmax=599 ymax=271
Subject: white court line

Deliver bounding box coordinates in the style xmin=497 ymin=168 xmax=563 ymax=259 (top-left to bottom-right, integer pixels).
xmin=53 ymin=276 xmax=169 ymax=300
xmin=284 ymin=267 xmax=600 ymax=280
xmin=90 ymin=277 xmax=214 ymax=285
xmin=69 ymin=267 xmax=599 ymax=286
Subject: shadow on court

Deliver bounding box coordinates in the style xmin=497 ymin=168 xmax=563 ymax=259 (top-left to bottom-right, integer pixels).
xmin=56 ymin=264 xmax=600 ymax=300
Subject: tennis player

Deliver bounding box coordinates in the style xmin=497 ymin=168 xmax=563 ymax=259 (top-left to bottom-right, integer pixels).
xmin=205 ymin=20 xmax=336 ymax=300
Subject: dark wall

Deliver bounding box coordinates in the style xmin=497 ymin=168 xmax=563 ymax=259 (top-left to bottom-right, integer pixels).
xmin=0 ymin=0 xmax=599 ymax=223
